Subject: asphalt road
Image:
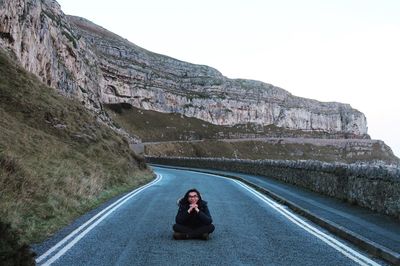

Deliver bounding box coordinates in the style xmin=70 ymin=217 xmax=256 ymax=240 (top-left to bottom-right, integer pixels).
xmin=35 ymin=166 xmax=383 ymax=266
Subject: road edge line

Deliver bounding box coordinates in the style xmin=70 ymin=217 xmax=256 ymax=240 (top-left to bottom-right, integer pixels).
xmin=36 ymin=174 xmax=162 ymax=265
xmin=151 ymin=164 xmax=400 ymax=265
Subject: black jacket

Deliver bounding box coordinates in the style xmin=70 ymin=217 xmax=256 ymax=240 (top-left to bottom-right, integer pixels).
xmin=175 ymin=199 xmax=213 ymax=228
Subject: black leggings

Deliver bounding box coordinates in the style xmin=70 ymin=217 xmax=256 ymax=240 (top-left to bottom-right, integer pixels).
xmin=173 ymin=224 xmax=215 ymax=236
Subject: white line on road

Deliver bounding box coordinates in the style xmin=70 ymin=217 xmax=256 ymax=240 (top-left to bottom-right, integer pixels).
xmin=233 ymin=180 xmax=380 ymax=266
xmin=199 ymin=172 xmax=380 ymax=266
xmin=36 ymin=174 xmax=163 ymax=266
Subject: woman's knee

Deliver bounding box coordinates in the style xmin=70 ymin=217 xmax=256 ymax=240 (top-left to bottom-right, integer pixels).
xmin=173 ymin=224 xmax=191 ymax=233
xmin=208 ymin=224 xmax=215 ymax=233
xmin=172 ymin=224 xmax=180 ymax=232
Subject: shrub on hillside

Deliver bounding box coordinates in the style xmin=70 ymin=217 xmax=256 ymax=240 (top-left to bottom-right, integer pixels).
xmin=0 ymin=221 xmax=35 ymax=266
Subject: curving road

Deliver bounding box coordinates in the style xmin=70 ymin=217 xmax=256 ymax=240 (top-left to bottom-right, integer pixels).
xmin=35 ymin=166 xmax=383 ymax=266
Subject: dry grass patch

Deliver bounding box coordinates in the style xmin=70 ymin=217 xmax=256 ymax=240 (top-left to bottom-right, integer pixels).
xmin=145 ymin=139 xmax=400 ymax=164
xmin=0 ymin=49 xmax=153 ymax=245
xmin=105 ymin=103 xmax=348 ymax=142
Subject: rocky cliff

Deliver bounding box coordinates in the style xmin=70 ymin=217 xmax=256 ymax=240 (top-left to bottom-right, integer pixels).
xmin=0 ymin=0 xmax=368 ymax=138
xmin=0 ymin=0 xmax=102 ymax=111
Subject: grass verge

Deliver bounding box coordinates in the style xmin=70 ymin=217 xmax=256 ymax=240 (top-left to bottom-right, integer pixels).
xmin=0 ymin=48 xmax=154 ymax=250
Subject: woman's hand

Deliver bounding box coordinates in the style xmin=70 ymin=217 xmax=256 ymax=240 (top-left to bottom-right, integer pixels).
xmin=188 ymin=204 xmax=199 ymax=213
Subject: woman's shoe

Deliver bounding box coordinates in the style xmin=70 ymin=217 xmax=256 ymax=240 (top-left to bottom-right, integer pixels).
xmin=173 ymin=232 xmax=188 ymax=240
xmin=201 ymin=233 xmax=209 ymax=240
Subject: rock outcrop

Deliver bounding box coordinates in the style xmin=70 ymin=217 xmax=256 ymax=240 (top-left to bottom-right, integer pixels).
xmin=0 ymin=0 xmax=102 ymax=111
xmin=0 ymin=0 xmax=368 ymax=138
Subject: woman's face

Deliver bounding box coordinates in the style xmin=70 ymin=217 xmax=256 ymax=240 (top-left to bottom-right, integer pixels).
xmin=188 ymin=191 xmax=199 ymax=204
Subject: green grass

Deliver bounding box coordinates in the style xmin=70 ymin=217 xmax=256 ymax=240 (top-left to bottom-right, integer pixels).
xmin=0 ymin=49 xmax=154 ymax=244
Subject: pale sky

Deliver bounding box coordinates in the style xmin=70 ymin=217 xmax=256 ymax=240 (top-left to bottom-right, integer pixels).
xmin=57 ymin=0 xmax=400 ymax=157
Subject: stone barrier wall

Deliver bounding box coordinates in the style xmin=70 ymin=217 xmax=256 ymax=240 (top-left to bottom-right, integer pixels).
xmin=146 ymin=156 xmax=400 ymax=219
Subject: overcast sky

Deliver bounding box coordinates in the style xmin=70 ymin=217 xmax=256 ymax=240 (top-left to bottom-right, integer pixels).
xmin=57 ymin=0 xmax=400 ymax=157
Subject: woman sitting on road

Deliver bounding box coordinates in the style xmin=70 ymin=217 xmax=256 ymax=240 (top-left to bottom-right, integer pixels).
xmin=173 ymin=188 xmax=215 ymax=240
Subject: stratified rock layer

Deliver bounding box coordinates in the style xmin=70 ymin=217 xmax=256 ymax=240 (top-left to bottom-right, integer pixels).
xmin=0 ymin=0 xmax=368 ymax=137
xmin=0 ymin=0 xmax=102 ymax=111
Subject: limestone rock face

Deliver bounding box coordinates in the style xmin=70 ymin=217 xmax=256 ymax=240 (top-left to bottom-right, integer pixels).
xmin=0 ymin=0 xmax=368 ymax=137
xmin=69 ymin=16 xmax=368 ymax=137
xmin=0 ymin=0 xmax=102 ymax=111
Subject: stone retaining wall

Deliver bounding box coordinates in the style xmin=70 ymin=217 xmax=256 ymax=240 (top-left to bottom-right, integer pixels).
xmin=146 ymin=156 xmax=400 ymax=219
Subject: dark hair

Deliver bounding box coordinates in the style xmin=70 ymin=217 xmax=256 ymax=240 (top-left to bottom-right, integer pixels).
xmin=182 ymin=188 xmax=203 ymax=204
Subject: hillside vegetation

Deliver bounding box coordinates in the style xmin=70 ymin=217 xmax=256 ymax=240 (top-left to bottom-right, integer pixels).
xmin=0 ymin=49 xmax=153 ymax=247
xmin=105 ymin=103 xmax=352 ymax=142
xmin=105 ymin=103 xmax=399 ymax=164
xmin=145 ymin=139 xmax=399 ymax=164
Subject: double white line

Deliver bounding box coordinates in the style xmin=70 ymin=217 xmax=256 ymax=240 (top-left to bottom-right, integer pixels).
xmin=199 ymin=172 xmax=380 ymax=266
xmin=36 ymin=174 xmax=163 ymax=266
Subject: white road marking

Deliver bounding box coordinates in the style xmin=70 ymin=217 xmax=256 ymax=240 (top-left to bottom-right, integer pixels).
xmin=36 ymin=174 xmax=162 ymax=266
xmin=199 ymin=171 xmax=381 ymax=266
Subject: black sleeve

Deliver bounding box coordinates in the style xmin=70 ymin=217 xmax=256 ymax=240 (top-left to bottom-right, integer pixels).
xmin=175 ymin=205 xmax=190 ymax=224
xmin=198 ymin=204 xmax=213 ymax=225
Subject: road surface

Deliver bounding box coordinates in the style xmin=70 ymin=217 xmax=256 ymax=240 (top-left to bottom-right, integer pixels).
xmin=35 ymin=166 xmax=383 ymax=265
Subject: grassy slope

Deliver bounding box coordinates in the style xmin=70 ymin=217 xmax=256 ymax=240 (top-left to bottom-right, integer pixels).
xmin=105 ymin=103 xmax=399 ymax=164
xmin=105 ymin=103 xmax=349 ymax=142
xmin=0 ymin=49 xmax=153 ymax=244
xmin=145 ymin=140 xmax=399 ymax=164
